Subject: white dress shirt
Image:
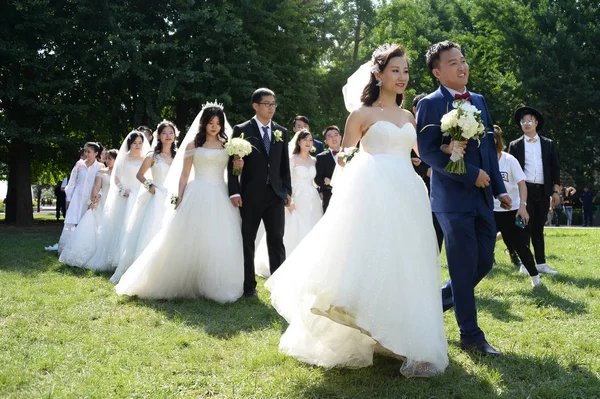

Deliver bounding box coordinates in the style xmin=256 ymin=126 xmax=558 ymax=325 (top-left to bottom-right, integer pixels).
xmin=253 ymin=116 xmax=272 ymax=142
xmin=523 ymin=134 xmax=544 ymax=184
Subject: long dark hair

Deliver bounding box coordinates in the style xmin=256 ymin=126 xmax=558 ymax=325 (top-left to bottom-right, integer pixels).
xmin=153 ymin=120 xmax=178 ymax=158
xmin=194 ymin=107 xmax=227 ymax=148
xmin=293 ymin=129 xmax=313 ymax=155
xmin=361 ymin=44 xmax=408 ymax=108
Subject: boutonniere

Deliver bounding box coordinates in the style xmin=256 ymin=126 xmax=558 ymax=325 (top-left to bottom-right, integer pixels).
xmin=273 ymin=130 xmax=283 ymax=143
xmin=310 ymin=146 xmax=317 ymax=154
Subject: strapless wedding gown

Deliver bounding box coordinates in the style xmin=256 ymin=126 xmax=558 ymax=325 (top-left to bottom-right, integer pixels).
xmin=111 ymin=155 xmax=171 ymax=283
xmin=59 ymin=172 xmax=110 ymax=268
xmin=255 ymin=162 xmax=322 ymax=277
xmin=266 ymin=121 xmax=448 ymax=377
xmin=115 ymin=148 xmax=244 ymax=302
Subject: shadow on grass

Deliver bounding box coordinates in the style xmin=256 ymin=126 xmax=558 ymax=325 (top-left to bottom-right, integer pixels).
xmin=114 ymin=278 xmax=286 ymax=340
xmin=522 ymin=285 xmax=588 ymax=315
xmin=477 ymin=297 xmax=524 ymax=322
xmin=293 ymin=348 xmax=600 ymax=398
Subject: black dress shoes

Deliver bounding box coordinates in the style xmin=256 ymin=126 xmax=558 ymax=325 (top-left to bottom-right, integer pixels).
xmin=460 ymin=341 xmax=502 ymax=357
xmin=243 ymin=290 xmax=258 ymax=298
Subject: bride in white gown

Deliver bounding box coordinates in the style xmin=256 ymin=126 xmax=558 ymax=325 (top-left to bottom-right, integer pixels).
xmin=115 ymin=102 xmax=244 ymax=302
xmin=255 ymin=129 xmax=322 ymax=277
xmin=111 ymin=121 xmax=177 ymax=283
xmin=266 ymin=44 xmax=448 ymax=377
xmin=59 ymin=149 xmax=117 ymax=268
xmin=86 ymin=131 xmax=150 ymax=272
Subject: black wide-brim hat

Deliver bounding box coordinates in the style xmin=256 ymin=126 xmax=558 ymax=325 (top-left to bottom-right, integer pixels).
xmin=514 ymin=106 xmax=544 ymax=130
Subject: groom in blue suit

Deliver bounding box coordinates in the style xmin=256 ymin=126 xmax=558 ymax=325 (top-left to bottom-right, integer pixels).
xmin=417 ymin=41 xmax=511 ymax=356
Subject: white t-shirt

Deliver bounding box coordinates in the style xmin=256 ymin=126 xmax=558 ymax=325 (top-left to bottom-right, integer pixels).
xmin=494 ymin=152 xmax=526 ymax=212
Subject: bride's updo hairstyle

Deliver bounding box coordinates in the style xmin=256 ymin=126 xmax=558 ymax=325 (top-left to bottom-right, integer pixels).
xmin=361 ymin=44 xmax=408 ymax=108
xmin=126 ymin=131 xmax=145 ymax=151
xmin=194 ymin=106 xmax=227 ymax=148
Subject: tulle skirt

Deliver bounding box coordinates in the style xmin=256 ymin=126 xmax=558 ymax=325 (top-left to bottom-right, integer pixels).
xmin=111 ymin=185 xmax=168 ymax=283
xmin=115 ymin=178 xmax=244 ymax=303
xmin=59 ymin=201 xmax=105 ymax=268
xmin=255 ymin=182 xmax=322 ymax=277
xmin=266 ymin=152 xmax=448 ymax=377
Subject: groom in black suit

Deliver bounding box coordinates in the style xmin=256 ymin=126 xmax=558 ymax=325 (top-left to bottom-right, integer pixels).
xmin=228 ymin=88 xmax=292 ymax=297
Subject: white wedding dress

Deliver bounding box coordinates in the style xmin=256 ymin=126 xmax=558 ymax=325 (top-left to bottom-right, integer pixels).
xmin=111 ymin=154 xmax=171 ymax=282
xmin=59 ymin=172 xmax=111 ymax=268
xmin=255 ymin=157 xmax=322 ymax=277
xmin=266 ymin=121 xmax=448 ymax=377
xmin=87 ymin=157 xmax=143 ymax=272
xmin=115 ymin=148 xmax=244 ymax=302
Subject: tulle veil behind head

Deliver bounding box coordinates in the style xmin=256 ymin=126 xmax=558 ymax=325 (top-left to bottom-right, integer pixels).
xmin=161 ymin=100 xmax=232 ymax=223
xmin=102 ymin=130 xmax=151 ymax=218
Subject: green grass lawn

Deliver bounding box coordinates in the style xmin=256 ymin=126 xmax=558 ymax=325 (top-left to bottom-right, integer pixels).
xmin=1 ymin=216 xmax=599 ymax=398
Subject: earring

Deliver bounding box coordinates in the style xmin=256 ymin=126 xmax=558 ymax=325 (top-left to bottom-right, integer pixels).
xmin=376 ymin=79 xmax=382 ymax=87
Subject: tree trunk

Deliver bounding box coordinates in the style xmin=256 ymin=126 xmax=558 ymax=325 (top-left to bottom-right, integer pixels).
xmin=352 ymin=14 xmax=363 ymax=66
xmin=5 ymin=138 xmax=33 ymax=226
xmin=175 ymin=98 xmax=190 ymax=142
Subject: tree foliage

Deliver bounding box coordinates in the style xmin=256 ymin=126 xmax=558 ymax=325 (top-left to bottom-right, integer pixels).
xmin=1 ymin=0 xmax=598 ymax=225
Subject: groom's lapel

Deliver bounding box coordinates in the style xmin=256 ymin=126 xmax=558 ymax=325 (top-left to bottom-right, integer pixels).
xmin=250 ymin=119 xmax=268 ymax=157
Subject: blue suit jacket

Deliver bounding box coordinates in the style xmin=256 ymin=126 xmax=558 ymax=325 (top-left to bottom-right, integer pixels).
xmin=416 ymin=86 xmax=506 ymax=213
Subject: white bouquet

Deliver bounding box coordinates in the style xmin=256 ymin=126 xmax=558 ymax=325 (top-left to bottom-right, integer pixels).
xmin=225 ymin=133 xmax=253 ymax=176
xmin=439 ymin=100 xmax=486 ymax=174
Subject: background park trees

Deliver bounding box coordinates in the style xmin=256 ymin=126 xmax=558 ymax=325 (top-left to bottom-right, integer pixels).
xmin=1 ymin=0 xmax=598 ymax=225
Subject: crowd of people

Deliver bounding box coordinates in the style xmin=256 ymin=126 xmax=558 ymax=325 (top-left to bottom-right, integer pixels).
xmin=49 ymin=40 xmax=594 ymax=378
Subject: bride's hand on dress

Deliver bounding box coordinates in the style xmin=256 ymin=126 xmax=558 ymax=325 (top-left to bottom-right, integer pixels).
xmin=337 ymin=156 xmax=346 ymax=167
xmin=175 ymin=197 xmax=182 ymax=209
xmin=148 ymin=185 xmax=156 ymax=195
xmin=286 ymin=202 xmax=296 ymax=212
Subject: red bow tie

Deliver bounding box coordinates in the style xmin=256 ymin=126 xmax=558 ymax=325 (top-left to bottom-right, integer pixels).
xmin=454 ymin=91 xmax=471 ymax=101
xmin=332 ymin=150 xmax=339 ymax=156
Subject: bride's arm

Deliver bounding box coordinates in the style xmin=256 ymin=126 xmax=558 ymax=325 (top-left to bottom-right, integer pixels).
xmin=338 ymin=110 xmax=363 ymax=166
xmin=136 ymin=154 xmax=155 ymax=194
xmin=408 ymin=111 xmax=420 ymax=157
xmin=89 ymin=173 xmax=103 ymax=209
xmin=176 ymin=143 xmax=195 ymax=207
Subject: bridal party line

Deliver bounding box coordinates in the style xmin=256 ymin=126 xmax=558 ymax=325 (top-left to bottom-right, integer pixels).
xmin=55 ymin=105 xmax=332 ymax=302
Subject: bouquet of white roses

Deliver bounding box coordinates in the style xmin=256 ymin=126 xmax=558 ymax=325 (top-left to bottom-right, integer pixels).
xmin=225 ymin=133 xmax=253 ymax=176
xmin=439 ymin=100 xmax=486 ymax=174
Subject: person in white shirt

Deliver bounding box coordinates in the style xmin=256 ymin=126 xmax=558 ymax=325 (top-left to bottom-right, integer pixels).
xmin=508 ymin=107 xmax=560 ymax=275
xmin=492 ymin=127 xmax=542 ymax=287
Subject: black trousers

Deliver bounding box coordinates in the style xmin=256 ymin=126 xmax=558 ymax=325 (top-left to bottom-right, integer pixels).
xmin=526 ymin=183 xmax=549 ymax=264
xmin=432 ymin=212 xmax=444 ymax=252
xmin=494 ymin=210 xmax=538 ymax=276
xmin=240 ymin=184 xmax=286 ymax=293
xmin=583 ymin=207 xmax=594 ymax=226
xmin=322 ymin=190 xmax=332 ymax=213
xmin=56 ymin=201 xmax=66 ymax=220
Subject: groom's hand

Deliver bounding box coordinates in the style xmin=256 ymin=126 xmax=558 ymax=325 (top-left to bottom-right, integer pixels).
xmin=475 ymin=169 xmax=490 ymax=188
xmin=231 ymin=197 xmax=243 ymax=208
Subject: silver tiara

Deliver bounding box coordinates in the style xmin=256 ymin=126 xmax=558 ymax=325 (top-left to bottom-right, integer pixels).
xmin=201 ymin=99 xmax=224 ymax=111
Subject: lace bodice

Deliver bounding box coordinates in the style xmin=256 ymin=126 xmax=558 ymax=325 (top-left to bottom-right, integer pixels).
xmin=361 ymin=121 xmax=416 ymax=156
xmin=151 ymin=155 xmax=171 ymax=186
xmin=193 ymin=148 xmax=228 ymax=183
xmin=292 ymin=163 xmax=317 ymax=191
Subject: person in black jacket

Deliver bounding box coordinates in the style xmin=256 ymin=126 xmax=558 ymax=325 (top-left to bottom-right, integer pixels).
xmin=314 ymin=125 xmax=342 ymax=213
xmin=508 ymin=106 xmax=560 ymax=275
xmin=228 ymin=88 xmax=292 ymax=297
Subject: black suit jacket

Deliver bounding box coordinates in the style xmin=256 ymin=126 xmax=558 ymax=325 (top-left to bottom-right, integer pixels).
xmin=228 ymin=119 xmax=292 ymax=202
xmin=315 ymin=150 xmax=336 ymax=196
xmin=313 ymin=139 xmax=325 ymax=155
xmin=508 ymin=135 xmax=560 ymax=197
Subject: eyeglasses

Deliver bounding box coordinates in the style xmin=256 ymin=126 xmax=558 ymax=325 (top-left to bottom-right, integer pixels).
xmin=520 ymin=120 xmax=535 ymax=126
xmin=259 ymin=102 xmax=277 ymax=109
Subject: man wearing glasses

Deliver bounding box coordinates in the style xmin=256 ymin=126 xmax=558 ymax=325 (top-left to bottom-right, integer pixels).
xmin=508 ymin=106 xmax=561 ymax=275
xmin=228 ymin=88 xmax=292 ymax=298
